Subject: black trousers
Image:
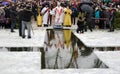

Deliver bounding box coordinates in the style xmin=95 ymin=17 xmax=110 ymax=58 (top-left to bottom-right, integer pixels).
xmin=77 ymin=22 xmax=84 ymax=33
xmin=0 ymin=23 xmax=5 ymax=28
xmin=19 ymin=21 xmax=22 ymax=36
xmin=71 ymin=16 xmax=76 ymax=25
xmin=109 ymin=20 xmax=114 ymax=31
xmin=86 ymin=18 xmax=93 ymax=32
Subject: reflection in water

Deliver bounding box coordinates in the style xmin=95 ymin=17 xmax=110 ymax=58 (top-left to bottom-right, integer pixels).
xmin=0 ymin=47 xmax=41 ymax=51
xmin=44 ymin=29 xmax=108 ymax=69
xmin=95 ymin=47 xmax=120 ymax=51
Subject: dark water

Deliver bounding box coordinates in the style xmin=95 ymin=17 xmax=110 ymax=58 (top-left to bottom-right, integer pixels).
xmin=42 ymin=29 xmax=109 ymax=69
xmin=0 ymin=47 xmax=42 ymax=51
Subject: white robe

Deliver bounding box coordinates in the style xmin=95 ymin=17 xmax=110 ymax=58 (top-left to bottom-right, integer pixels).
xmin=41 ymin=7 xmax=49 ymax=25
xmin=52 ymin=6 xmax=64 ymax=25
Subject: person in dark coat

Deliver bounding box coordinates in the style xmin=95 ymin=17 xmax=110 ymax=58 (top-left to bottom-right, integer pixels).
xmin=17 ymin=5 xmax=24 ymax=37
xmin=10 ymin=4 xmax=17 ymax=32
xmin=76 ymin=10 xmax=86 ymax=33
xmin=86 ymin=12 xmax=93 ymax=32
xmin=32 ymin=2 xmax=37 ymax=21
xmin=108 ymin=8 xmax=115 ymax=32
xmin=0 ymin=6 xmax=5 ymax=29
xmin=22 ymin=5 xmax=33 ymax=39
xmin=94 ymin=7 xmax=101 ymax=29
xmin=4 ymin=4 xmax=11 ymax=28
xmin=71 ymin=4 xmax=77 ymax=25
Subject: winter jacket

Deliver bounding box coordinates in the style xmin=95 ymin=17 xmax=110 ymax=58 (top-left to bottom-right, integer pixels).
xmin=10 ymin=6 xmax=17 ymax=20
xmin=71 ymin=6 xmax=77 ymax=17
xmin=0 ymin=8 xmax=5 ymax=23
xmin=4 ymin=7 xmax=10 ymax=18
xmin=95 ymin=10 xmax=101 ymax=18
xmin=112 ymin=0 xmax=119 ymax=2
xmin=22 ymin=9 xmax=33 ymax=22
xmin=18 ymin=9 xmax=23 ymax=22
xmin=104 ymin=0 xmax=112 ymax=2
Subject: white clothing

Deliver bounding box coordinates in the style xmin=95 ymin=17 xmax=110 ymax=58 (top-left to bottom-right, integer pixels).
xmin=52 ymin=6 xmax=64 ymax=25
xmin=41 ymin=7 xmax=49 ymax=25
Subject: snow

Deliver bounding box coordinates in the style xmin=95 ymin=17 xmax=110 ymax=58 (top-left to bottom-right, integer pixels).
xmin=0 ymin=52 xmax=41 ymax=74
xmin=95 ymin=51 xmax=120 ymax=72
xmin=41 ymin=69 xmax=119 ymax=74
xmin=41 ymin=51 xmax=120 ymax=74
xmin=1 ymin=51 xmax=119 ymax=74
xmin=0 ymin=26 xmax=120 ymax=73
xmin=0 ymin=29 xmax=46 ymax=47
xmin=74 ymin=30 xmax=120 ymax=47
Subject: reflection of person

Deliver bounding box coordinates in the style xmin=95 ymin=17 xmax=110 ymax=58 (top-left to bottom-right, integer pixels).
xmin=44 ymin=30 xmax=72 ymax=69
xmin=75 ymin=41 xmax=108 ymax=68
xmin=47 ymin=30 xmax=56 ymax=47
xmin=44 ymin=30 xmax=58 ymax=69
xmin=63 ymin=30 xmax=72 ymax=48
xmin=44 ymin=30 xmax=63 ymax=51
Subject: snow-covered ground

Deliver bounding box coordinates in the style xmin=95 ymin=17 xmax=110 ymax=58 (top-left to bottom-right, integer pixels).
xmin=0 ymin=29 xmax=46 ymax=47
xmin=0 ymin=25 xmax=120 ymax=74
xmin=74 ymin=30 xmax=120 ymax=47
xmin=0 ymin=51 xmax=120 ymax=74
xmin=42 ymin=51 xmax=120 ymax=74
xmin=0 ymin=52 xmax=41 ymax=74
xmin=95 ymin=51 xmax=120 ymax=72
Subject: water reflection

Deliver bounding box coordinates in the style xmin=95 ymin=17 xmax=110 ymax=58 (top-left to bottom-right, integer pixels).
xmin=44 ymin=29 xmax=108 ymax=69
xmin=0 ymin=47 xmax=41 ymax=51
xmin=95 ymin=47 xmax=120 ymax=51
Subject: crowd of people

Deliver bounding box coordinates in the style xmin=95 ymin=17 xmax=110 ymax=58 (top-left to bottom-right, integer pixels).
xmin=0 ymin=0 xmax=120 ymax=38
